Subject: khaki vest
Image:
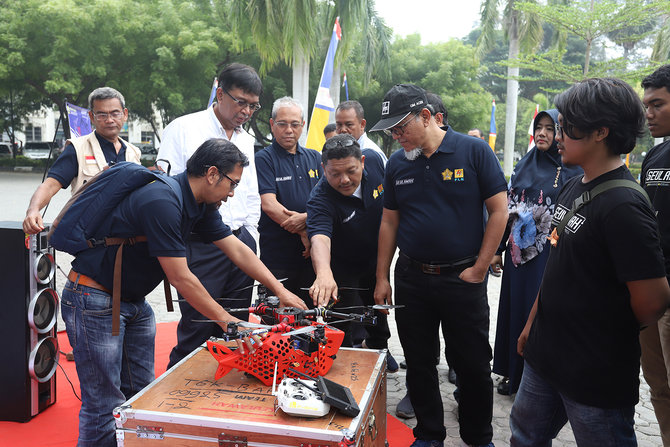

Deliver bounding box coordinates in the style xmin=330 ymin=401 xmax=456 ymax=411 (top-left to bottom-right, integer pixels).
xmin=67 ymin=132 xmax=141 ymax=193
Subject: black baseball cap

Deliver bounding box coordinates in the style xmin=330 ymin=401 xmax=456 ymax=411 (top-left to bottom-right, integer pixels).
xmin=370 ymin=84 xmax=428 ymax=132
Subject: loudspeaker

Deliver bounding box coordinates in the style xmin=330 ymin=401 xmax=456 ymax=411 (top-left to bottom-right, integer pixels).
xmin=0 ymin=222 xmax=58 ymax=422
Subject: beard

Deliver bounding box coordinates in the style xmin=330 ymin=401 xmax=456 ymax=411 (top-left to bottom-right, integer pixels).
xmin=403 ymin=147 xmax=423 ymax=161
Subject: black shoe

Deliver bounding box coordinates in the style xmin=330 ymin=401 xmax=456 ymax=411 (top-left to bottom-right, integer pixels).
xmin=448 ymin=367 xmax=456 ymax=384
xmin=386 ymin=352 xmax=399 ymax=373
xmin=396 ymin=392 xmax=415 ymax=419
xmin=497 ymin=377 xmax=510 ymax=395
xmin=400 ymin=360 xmax=407 ymax=369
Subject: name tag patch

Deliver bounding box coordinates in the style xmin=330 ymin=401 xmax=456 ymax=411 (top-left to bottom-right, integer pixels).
xmin=395 ymin=178 xmax=414 ymax=186
xmin=342 ymin=210 xmax=356 ymax=223
xmin=645 ymin=168 xmax=670 ymax=186
xmin=276 ymin=175 xmax=292 ymax=182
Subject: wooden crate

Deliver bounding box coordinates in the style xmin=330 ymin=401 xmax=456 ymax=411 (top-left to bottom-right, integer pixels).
xmin=114 ymin=346 xmax=387 ymax=446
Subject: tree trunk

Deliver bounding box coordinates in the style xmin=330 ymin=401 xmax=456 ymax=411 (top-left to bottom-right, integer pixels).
xmin=504 ymin=13 xmax=520 ymax=177
xmin=292 ymin=45 xmax=310 ymax=147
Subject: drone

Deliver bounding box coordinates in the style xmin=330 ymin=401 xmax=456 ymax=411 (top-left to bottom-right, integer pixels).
xmin=199 ymin=291 xmax=402 ymax=386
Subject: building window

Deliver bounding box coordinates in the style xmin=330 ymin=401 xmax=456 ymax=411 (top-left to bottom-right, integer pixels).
xmin=141 ymin=131 xmax=154 ymax=146
xmin=25 ymin=124 xmax=42 ymax=142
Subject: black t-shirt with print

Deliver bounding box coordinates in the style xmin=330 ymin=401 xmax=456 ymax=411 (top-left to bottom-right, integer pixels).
xmin=642 ymin=139 xmax=670 ymax=278
xmin=524 ymin=165 xmax=665 ymax=408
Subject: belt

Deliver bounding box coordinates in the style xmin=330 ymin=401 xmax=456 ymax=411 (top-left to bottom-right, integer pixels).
xmin=399 ymin=252 xmax=478 ymax=275
xmin=68 ymin=270 xmax=111 ymax=294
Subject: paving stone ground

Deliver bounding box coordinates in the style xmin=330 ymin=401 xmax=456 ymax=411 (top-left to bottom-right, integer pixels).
xmin=1 ymin=171 xmax=662 ymax=446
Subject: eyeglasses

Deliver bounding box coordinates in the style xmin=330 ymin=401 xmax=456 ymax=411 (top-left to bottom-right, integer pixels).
xmin=274 ymin=121 xmax=303 ymax=130
xmin=324 ymin=137 xmax=356 ymax=150
xmin=92 ymin=110 xmax=124 ymax=121
xmin=384 ymin=112 xmax=419 ymax=137
xmin=205 ymin=165 xmax=240 ymax=190
xmin=554 ymin=122 xmax=583 ymax=140
xmin=222 ymin=172 xmax=240 ymax=190
xmin=221 ymin=89 xmax=261 ymax=112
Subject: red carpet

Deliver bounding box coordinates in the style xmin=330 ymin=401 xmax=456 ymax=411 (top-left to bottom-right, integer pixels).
xmin=0 ymin=322 xmax=413 ymax=446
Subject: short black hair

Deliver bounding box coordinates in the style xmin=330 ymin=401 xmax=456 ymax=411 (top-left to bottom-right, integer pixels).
xmin=469 ymin=128 xmax=484 ymax=138
xmin=218 ymin=63 xmax=263 ymax=97
xmin=321 ymin=134 xmax=362 ymax=164
xmin=336 ymin=100 xmax=365 ymax=120
xmin=554 ymin=77 xmax=645 ymax=155
xmin=323 ymin=123 xmax=336 ymax=136
xmin=425 ymin=92 xmax=447 ymax=122
xmin=186 ymin=138 xmax=249 ymax=179
xmin=642 ymin=64 xmax=670 ymax=93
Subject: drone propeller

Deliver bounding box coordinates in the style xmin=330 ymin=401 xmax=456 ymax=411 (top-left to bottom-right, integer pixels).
xmin=237 ymin=321 xmax=274 ymax=330
xmin=280 ymin=325 xmax=319 ymax=336
xmin=233 ymin=278 xmax=287 ymax=293
xmin=330 ymin=304 xmax=405 ymax=311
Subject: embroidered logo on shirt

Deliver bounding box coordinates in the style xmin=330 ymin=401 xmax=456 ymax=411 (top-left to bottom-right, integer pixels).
xmin=276 ymin=176 xmax=292 ymax=182
xmin=342 ymin=210 xmax=356 ymax=223
xmin=441 ymin=168 xmax=453 ymax=181
xmin=455 ymin=169 xmax=464 ymax=181
xmin=373 ymin=184 xmax=384 ymax=199
xmin=645 ymin=168 xmax=670 ymax=186
xmin=85 ymin=155 xmax=96 ymax=164
xmin=308 ymin=169 xmax=318 ymax=179
xmin=395 ymin=178 xmax=414 ymax=186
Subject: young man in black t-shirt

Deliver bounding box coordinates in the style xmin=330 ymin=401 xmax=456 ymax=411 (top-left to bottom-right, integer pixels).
xmin=510 ymin=78 xmax=670 ymax=446
xmin=640 ymin=64 xmax=670 ymax=445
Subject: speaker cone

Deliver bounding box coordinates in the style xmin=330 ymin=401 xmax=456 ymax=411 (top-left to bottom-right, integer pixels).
xmin=34 ymin=253 xmax=55 ymax=285
xmin=28 ymin=288 xmax=58 ymax=334
xmin=28 ymin=336 xmax=59 ymax=382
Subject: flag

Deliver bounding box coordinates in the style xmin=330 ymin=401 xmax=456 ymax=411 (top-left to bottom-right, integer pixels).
xmin=65 ymin=102 xmax=93 ymax=139
xmin=305 ymin=17 xmax=342 ymax=151
xmin=488 ymin=100 xmax=496 ymax=151
xmin=207 ymin=77 xmax=218 ymax=108
xmin=343 ymin=71 xmax=349 ymax=101
xmin=528 ymin=104 xmax=539 ymax=151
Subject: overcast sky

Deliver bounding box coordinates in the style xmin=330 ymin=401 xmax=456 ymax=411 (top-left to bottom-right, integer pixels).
xmin=376 ymin=1 xmax=483 ymax=44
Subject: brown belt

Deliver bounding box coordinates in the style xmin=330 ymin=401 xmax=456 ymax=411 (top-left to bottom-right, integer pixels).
xmin=68 ymin=270 xmax=111 ymax=294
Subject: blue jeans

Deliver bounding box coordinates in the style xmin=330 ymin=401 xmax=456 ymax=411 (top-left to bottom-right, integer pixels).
xmin=510 ymin=362 xmax=636 ymax=447
xmin=61 ymin=280 xmax=156 ymax=447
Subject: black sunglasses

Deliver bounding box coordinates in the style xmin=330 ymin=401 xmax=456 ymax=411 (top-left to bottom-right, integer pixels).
xmin=324 ymin=137 xmax=356 ymax=150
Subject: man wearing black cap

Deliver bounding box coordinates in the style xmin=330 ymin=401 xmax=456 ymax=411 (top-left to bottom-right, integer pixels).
xmin=372 ymin=84 xmax=508 ymax=447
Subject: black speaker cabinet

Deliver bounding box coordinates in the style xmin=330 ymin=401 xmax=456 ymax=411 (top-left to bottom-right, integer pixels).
xmin=0 ymin=222 xmax=58 ymax=422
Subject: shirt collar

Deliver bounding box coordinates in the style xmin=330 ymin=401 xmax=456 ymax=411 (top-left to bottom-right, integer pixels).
xmin=207 ymin=104 xmax=242 ymax=138
xmin=94 ymin=131 xmax=126 ymax=151
xmin=271 ymin=139 xmax=304 ymax=155
xmin=175 ymin=172 xmax=201 ymax=219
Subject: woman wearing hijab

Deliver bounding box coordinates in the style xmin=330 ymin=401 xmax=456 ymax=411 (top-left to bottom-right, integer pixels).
xmin=490 ymin=109 xmax=583 ymax=396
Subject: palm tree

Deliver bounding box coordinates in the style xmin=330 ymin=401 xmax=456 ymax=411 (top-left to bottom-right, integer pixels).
xmin=227 ymin=0 xmax=391 ymax=128
xmin=476 ymin=0 xmax=543 ymax=176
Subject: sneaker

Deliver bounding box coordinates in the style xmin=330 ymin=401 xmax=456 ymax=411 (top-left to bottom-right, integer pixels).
xmin=410 ymin=440 xmax=443 ymax=447
xmin=395 ymin=392 xmax=415 ymax=419
xmin=400 ymin=359 xmax=407 ymax=369
xmin=386 ymin=352 xmax=399 ymax=373
xmin=497 ymin=377 xmax=510 ymax=395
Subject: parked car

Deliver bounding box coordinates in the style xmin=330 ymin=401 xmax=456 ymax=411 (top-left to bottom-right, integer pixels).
xmin=0 ymin=142 xmax=13 ymax=158
xmin=136 ymin=143 xmax=158 ymax=162
xmin=23 ymin=142 xmax=58 ymax=160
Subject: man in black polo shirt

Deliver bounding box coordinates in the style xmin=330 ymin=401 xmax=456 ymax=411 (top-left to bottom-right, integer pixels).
xmin=61 ymin=139 xmax=305 ymax=447
xmin=306 ymin=133 xmax=393 ymax=361
xmin=255 ymin=97 xmax=322 ymax=303
xmin=372 ymin=84 xmax=508 ymax=447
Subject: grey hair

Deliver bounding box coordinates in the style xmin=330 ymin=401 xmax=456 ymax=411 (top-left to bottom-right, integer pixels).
xmin=88 ymin=87 xmax=126 ymax=110
xmin=271 ymin=96 xmax=304 ymax=120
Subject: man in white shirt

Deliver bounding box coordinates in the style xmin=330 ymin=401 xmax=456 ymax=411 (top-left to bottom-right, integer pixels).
xmin=335 ymin=100 xmax=387 ymax=165
xmin=159 ymin=63 xmax=268 ymax=368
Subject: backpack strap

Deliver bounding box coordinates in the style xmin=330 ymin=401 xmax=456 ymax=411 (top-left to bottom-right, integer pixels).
xmin=555 ymin=179 xmax=651 ymax=239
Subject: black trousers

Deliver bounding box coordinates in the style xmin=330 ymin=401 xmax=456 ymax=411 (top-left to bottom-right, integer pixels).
xmin=167 ymin=228 xmax=256 ymax=369
xmin=267 ymin=260 xmax=316 ymax=308
xmin=394 ymin=254 xmax=493 ymax=445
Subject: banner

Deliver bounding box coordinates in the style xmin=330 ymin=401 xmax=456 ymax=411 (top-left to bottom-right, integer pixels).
xmin=65 ymin=102 xmax=93 ymax=139
xmin=488 ymin=100 xmax=496 ymax=152
xmin=207 ymin=77 xmax=218 ymax=108
xmin=305 ymin=17 xmax=342 ymax=151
